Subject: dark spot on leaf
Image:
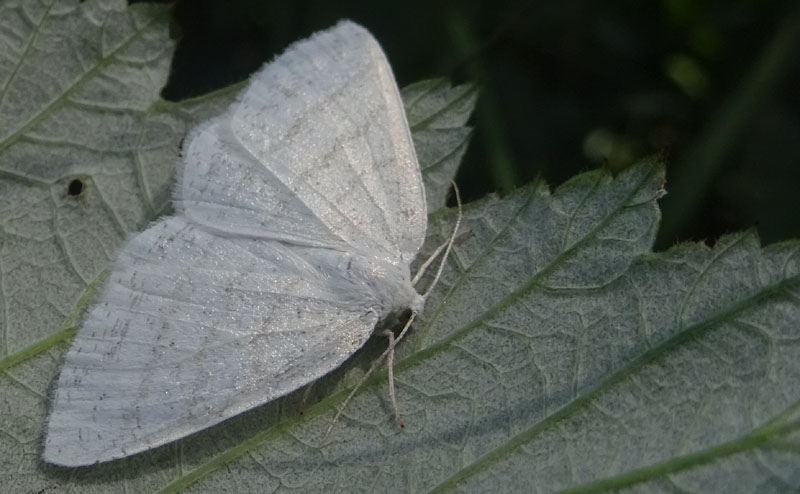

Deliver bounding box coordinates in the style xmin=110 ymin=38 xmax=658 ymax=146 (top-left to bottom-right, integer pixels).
xmin=67 ymin=178 xmax=84 ymax=196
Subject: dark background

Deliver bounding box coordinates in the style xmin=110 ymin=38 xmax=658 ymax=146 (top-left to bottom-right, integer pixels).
xmin=145 ymin=0 xmax=800 ymax=251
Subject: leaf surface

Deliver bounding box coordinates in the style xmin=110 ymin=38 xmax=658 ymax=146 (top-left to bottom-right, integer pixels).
xmin=0 ymin=2 xmax=797 ymax=494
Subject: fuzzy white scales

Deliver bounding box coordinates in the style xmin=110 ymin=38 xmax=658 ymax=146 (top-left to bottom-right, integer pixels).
xmin=44 ymin=20 xmax=426 ymax=466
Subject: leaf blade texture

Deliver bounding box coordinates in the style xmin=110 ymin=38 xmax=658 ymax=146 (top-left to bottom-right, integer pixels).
xmin=0 ymin=2 xmax=797 ymax=493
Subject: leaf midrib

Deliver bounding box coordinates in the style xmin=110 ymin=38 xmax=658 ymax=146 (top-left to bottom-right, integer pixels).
xmin=0 ymin=0 xmax=57 ymax=123
xmin=409 ymin=83 xmax=478 ymax=132
xmin=419 ymin=164 xmax=659 ymax=352
xmin=0 ymin=6 xmax=161 ymax=156
xmin=556 ymin=411 xmax=800 ymax=494
xmin=427 ymin=254 xmax=800 ymax=492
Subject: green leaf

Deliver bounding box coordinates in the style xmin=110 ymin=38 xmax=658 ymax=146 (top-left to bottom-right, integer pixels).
xmin=1 ymin=2 xmax=798 ymax=494
xmin=403 ymin=78 xmax=478 ymax=211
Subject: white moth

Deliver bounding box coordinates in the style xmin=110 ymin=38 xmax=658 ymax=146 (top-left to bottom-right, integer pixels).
xmin=44 ymin=20 xmax=428 ymax=466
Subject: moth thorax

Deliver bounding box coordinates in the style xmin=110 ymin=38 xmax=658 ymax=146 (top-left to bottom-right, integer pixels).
xmin=340 ymin=254 xmax=421 ymax=320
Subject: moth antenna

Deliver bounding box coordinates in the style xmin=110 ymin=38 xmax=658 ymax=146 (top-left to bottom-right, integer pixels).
xmin=412 ymin=242 xmax=447 ymax=286
xmin=411 ymin=182 xmax=463 ymax=287
xmin=422 ymin=181 xmax=462 ymax=299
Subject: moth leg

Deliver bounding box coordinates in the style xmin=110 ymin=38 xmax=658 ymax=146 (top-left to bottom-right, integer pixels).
xmin=299 ymin=380 xmax=316 ymax=409
xmin=325 ymin=311 xmax=417 ymax=439
xmin=382 ymin=328 xmax=404 ymax=428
